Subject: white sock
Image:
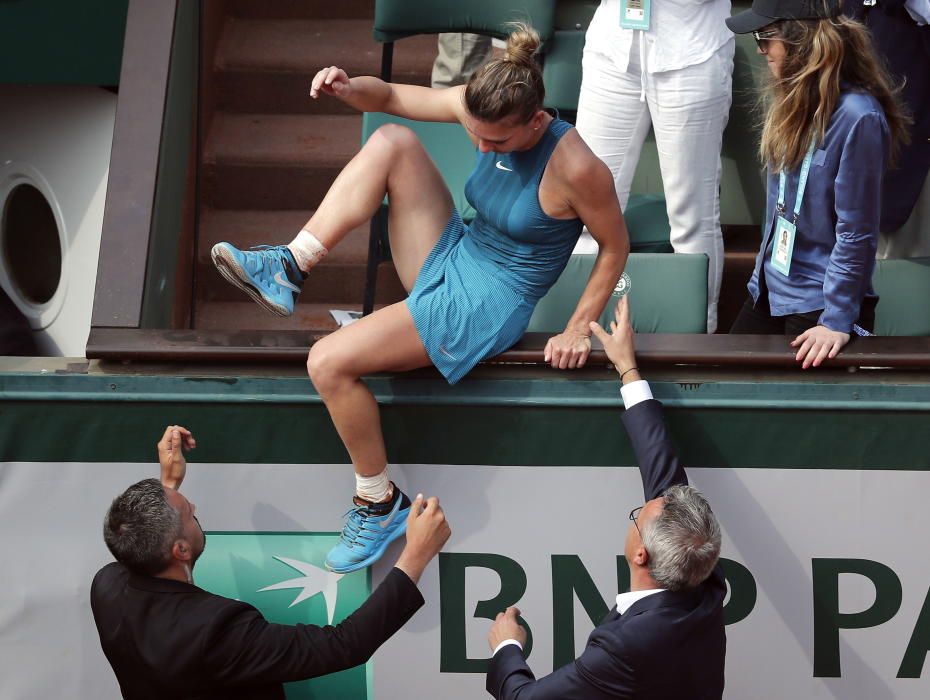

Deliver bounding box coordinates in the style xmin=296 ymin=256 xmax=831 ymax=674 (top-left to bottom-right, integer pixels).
xmin=355 ymin=470 xmax=392 ymax=504
xmin=287 ymin=230 xmax=328 ymax=272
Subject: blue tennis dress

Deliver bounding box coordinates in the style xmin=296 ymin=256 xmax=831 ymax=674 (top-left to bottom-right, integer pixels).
xmin=406 ymin=117 xmax=583 ymax=384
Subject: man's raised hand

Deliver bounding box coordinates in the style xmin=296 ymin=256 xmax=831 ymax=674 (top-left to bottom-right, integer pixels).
xmin=395 ymin=494 xmax=451 ymax=584
xmin=589 ymin=295 xmax=638 ymax=380
xmin=488 ymin=606 xmax=528 ymax=652
xmin=157 ymin=425 xmax=196 ymax=490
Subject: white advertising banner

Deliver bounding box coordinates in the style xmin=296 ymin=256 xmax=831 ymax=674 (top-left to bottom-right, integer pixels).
xmin=1 ymin=461 xmax=927 ymax=699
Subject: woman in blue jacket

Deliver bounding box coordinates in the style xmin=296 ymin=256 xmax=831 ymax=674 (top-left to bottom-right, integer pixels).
xmin=726 ymin=0 xmax=908 ymax=367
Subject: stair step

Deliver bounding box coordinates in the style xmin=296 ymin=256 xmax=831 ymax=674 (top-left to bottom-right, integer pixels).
xmin=216 ymin=72 xmax=359 ymax=116
xmin=197 ymin=208 xmax=407 ymax=304
xmin=198 ymin=208 xmax=370 ymax=265
xmin=199 ymin=259 xmax=406 ymax=306
xmin=216 ymin=19 xmax=437 ymax=114
xmin=217 ymin=19 xmax=437 ymax=79
xmin=206 ymin=113 xmax=361 ymax=166
xmin=195 ymin=301 xmax=354 ymax=332
xmin=227 ymin=0 xmax=375 ymax=20
xmin=203 ymin=113 xmax=360 ymax=209
xmin=193 ymin=300 xmax=405 ymax=333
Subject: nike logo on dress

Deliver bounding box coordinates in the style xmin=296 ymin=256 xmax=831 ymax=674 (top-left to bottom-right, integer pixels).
xmin=495 ymin=161 xmax=513 ymax=172
xmin=274 ymin=271 xmax=302 ymax=293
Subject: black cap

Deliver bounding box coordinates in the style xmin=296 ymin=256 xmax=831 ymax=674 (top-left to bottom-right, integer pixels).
xmin=726 ymin=0 xmax=841 ymax=34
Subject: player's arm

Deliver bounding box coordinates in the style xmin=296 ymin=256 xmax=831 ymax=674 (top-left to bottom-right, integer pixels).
xmin=310 ymin=66 xmax=467 ymax=123
xmin=543 ymin=140 xmax=630 ymax=370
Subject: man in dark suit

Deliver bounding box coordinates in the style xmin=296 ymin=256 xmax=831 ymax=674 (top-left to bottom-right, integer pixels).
xmin=486 ymin=296 xmax=726 ymax=699
xmin=91 ymin=425 xmax=451 ymax=700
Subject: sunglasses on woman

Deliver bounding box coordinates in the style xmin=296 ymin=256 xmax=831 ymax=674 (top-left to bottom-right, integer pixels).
xmin=752 ymin=27 xmax=780 ymax=54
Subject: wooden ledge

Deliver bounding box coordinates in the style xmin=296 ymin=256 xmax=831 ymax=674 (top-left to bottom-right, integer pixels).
xmin=87 ymin=328 xmax=930 ymax=369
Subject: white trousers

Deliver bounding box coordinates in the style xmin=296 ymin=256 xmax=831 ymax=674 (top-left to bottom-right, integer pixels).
xmin=431 ymin=33 xmax=493 ymax=88
xmin=576 ymin=32 xmax=734 ymax=333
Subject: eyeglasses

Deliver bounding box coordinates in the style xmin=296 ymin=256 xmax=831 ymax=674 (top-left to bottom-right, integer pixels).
xmin=752 ymin=28 xmax=780 ymax=54
xmin=629 ymin=506 xmax=644 ymax=538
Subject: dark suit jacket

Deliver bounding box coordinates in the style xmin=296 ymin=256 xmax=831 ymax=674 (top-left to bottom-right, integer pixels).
xmin=91 ymin=563 xmax=423 ymax=699
xmin=487 ymin=399 xmax=726 ymax=699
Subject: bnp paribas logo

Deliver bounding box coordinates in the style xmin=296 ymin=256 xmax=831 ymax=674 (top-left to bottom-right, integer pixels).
xmin=197 ymin=532 xmax=371 ymax=699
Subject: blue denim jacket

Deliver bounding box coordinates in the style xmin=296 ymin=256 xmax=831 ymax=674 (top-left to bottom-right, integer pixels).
xmin=748 ymin=90 xmax=890 ymax=333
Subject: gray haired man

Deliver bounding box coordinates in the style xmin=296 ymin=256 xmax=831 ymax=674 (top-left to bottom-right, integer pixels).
xmin=486 ymin=296 xmax=726 ymax=699
xmin=91 ymin=426 xmax=450 ymax=700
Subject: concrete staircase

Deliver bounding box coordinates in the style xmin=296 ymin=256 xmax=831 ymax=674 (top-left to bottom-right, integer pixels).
xmin=194 ymin=0 xmax=436 ymax=332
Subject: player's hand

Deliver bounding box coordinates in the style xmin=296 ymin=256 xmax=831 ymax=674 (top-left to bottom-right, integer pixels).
xmin=488 ymin=607 xmax=528 ymax=651
xmin=395 ymin=494 xmax=451 ymax=584
xmin=310 ymin=66 xmax=352 ymax=99
xmin=790 ymin=325 xmax=850 ymax=369
xmin=544 ymin=330 xmax=592 ymax=369
xmin=157 ymin=425 xmax=195 ymax=490
xmin=589 ymin=295 xmax=636 ymax=376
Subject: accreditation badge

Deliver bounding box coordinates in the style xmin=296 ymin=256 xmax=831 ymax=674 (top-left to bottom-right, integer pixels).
xmin=770 ymin=216 xmax=797 ymax=277
xmin=620 ymin=0 xmax=651 ymax=30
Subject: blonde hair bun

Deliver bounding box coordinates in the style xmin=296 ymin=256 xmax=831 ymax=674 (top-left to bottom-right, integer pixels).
xmin=504 ymin=22 xmax=541 ymax=68
xmin=464 ymin=22 xmax=545 ymax=124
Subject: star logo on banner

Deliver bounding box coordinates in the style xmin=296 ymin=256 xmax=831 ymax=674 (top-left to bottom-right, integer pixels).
xmin=258 ymin=556 xmax=345 ymax=624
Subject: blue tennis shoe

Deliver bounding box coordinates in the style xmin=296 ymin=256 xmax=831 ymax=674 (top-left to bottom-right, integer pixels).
xmin=211 ymin=242 xmax=304 ymax=317
xmin=325 ymin=487 xmax=411 ymax=573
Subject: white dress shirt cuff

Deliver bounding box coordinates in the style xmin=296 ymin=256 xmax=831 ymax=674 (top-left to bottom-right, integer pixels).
xmin=493 ymin=639 xmax=523 ymax=657
xmin=620 ymin=379 xmax=653 ymax=409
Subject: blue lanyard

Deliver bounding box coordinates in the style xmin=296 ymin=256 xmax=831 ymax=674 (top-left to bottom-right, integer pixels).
xmin=776 ymin=143 xmax=816 ymax=223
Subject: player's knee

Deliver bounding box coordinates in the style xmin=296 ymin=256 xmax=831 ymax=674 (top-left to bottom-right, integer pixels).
xmin=306 ymin=343 xmax=343 ymax=397
xmin=370 ymin=123 xmax=420 ymax=154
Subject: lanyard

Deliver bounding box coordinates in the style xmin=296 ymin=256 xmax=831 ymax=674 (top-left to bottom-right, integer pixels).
xmin=776 ymin=143 xmax=816 ymax=223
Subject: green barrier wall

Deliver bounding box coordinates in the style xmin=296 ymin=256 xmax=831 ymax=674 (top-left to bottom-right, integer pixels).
xmin=1 ymin=366 xmax=929 ymax=469
xmin=3 ymin=363 xmax=930 ymax=698
xmin=0 ymin=0 xmax=129 ymax=85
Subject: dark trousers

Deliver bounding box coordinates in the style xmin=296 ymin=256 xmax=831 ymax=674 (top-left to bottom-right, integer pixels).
xmin=730 ymin=295 xmax=877 ymax=335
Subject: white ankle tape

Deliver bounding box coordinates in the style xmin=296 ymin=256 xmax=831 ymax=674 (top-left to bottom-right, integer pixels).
xmin=287 ymin=230 xmax=328 ymax=272
xmin=356 ymin=470 xmax=391 ymax=503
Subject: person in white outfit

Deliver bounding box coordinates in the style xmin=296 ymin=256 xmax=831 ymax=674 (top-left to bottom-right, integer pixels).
xmin=575 ymin=0 xmax=735 ymax=333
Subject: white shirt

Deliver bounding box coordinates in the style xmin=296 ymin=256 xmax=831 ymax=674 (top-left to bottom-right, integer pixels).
xmin=493 ymin=380 xmax=658 ymax=657
xmin=585 ymin=0 xmax=734 ymax=74
xmin=616 ymin=587 xmax=665 ymax=613
xmin=620 ymin=378 xmax=653 ymax=409
xmin=492 ymin=587 xmax=666 ymax=657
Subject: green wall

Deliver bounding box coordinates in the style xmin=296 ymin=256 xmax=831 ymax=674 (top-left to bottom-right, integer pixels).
xmin=1 ymin=368 xmax=928 ymax=469
xmin=0 ymin=0 xmax=129 ymax=85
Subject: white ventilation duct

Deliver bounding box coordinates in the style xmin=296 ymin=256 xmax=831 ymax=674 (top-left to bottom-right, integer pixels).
xmin=0 ymin=85 xmax=116 ymax=356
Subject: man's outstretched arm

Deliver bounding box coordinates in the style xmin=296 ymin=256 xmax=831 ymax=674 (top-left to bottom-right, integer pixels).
xmin=486 ymin=607 xmax=634 ymax=699
xmin=203 ymin=495 xmax=451 ymax=685
xmin=589 ymin=297 xmax=687 ymax=500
